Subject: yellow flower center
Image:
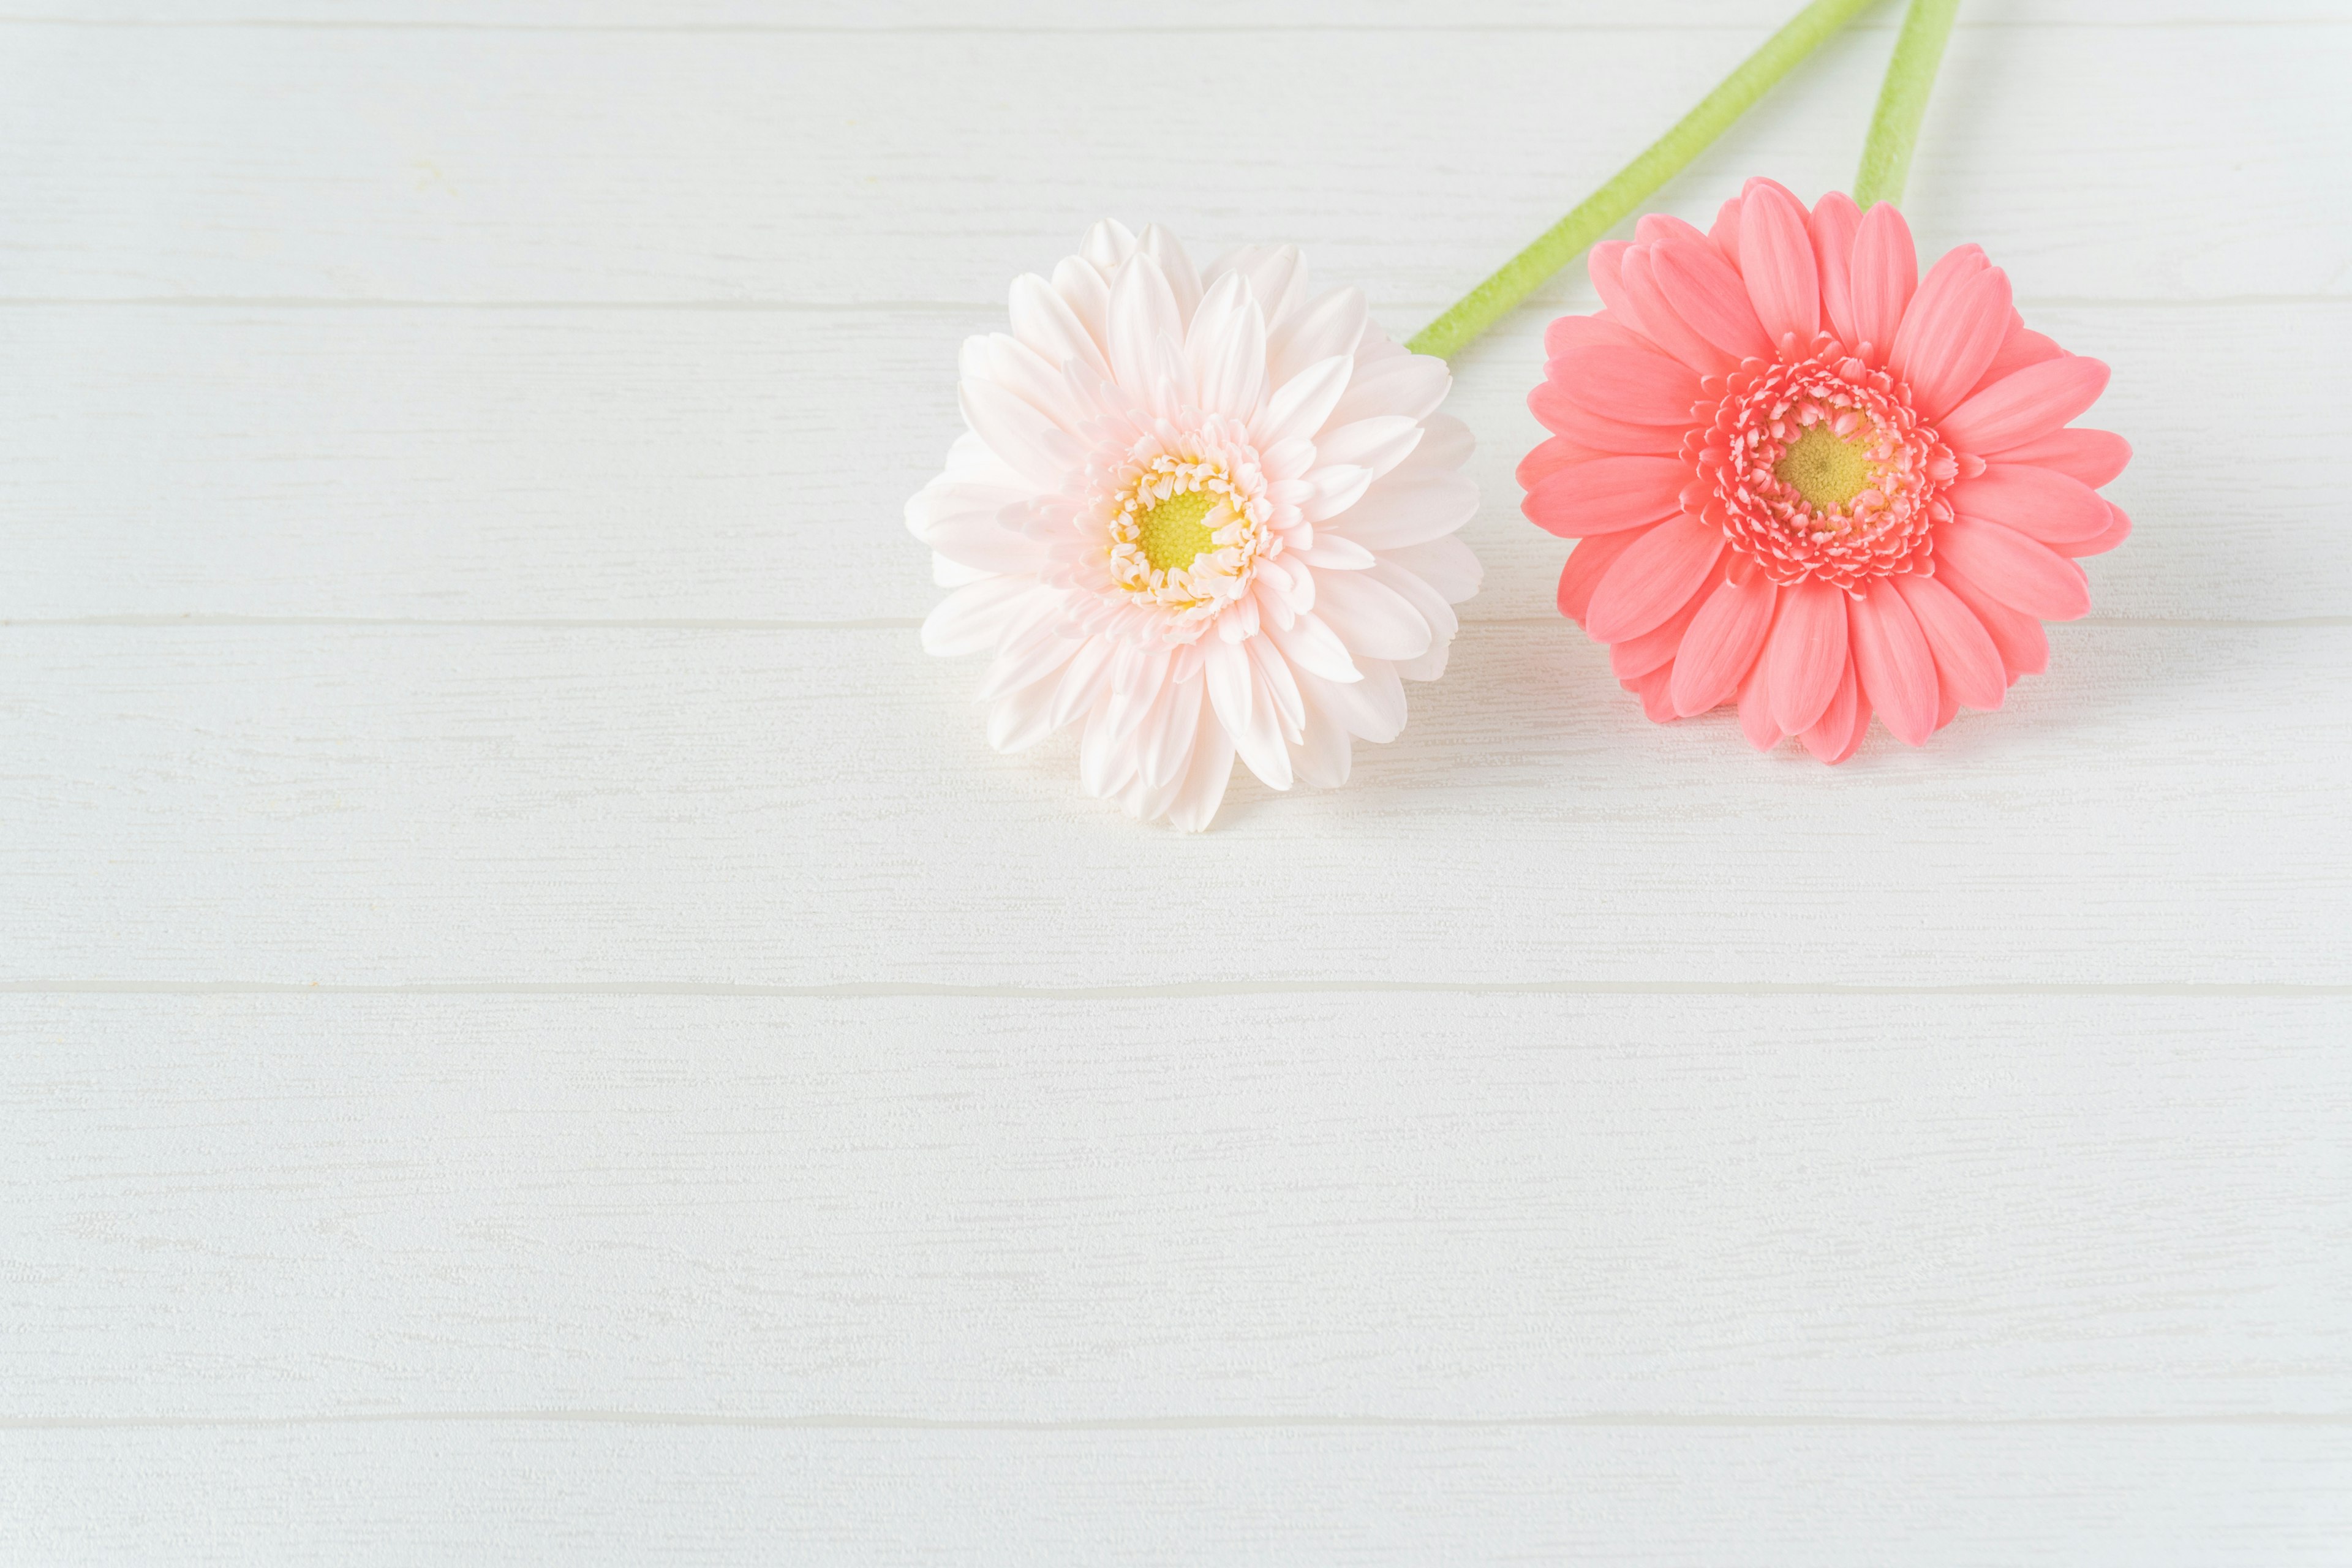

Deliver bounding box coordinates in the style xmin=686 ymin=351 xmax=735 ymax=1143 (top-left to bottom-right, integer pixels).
xmin=1774 ymin=423 xmax=1876 ymax=511
xmin=1134 ymin=488 xmax=1221 ymax=573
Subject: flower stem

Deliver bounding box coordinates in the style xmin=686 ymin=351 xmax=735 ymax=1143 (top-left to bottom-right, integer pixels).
xmin=1406 ymin=0 xmax=1880 ymax=361
xmin=1852 ymin=0 xmax=1961 ymax=208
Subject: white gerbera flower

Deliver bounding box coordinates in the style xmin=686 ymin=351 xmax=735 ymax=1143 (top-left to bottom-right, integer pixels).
xmin=909 ymin=222 xmax=1482 ymax=831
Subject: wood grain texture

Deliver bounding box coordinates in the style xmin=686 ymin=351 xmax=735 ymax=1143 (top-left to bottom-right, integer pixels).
xmin=2 ymin=624 xmax=2346 ymax=987
xmin=1 ymin=20 xmax=2343 ymax=306
xmin=4 ymin=301 xmax=2337 ymax=624
xmin=7 ymin=1423 xmax=2348 ymax=1566
xmin=5 ymin=993 xmax=2346 ymax=1420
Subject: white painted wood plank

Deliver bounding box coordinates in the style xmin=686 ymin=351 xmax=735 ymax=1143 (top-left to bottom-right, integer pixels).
xmin=0 ymin=22 xmax=2340 ymax=306
xmin=1 ymin=624 xmax=2344 ymax=984
xmin=29 ymin=0 xmax=2337 ymax=26
xmin=4 ymin=300 xmax=2329 ymax=624
xmin=5 ymin=993 xmax=2345 ymax=1419
xmin=4 ymin=1422 xmax=2347 ymax=1566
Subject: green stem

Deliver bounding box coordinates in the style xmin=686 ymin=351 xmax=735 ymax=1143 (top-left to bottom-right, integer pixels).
xmin=1852 ymin=0 xmax=1961 ymax=208
xmin=1406 ymin=0 xmax=1880 ymax=361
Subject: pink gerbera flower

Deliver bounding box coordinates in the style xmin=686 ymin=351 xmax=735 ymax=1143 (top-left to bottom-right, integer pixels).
xmin=1520 ymin=178 xmax=2131 ymax=761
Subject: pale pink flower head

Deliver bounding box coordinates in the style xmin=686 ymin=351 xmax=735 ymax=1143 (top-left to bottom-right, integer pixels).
xmin=1521 ymin=179 xmax=2131 ymax=761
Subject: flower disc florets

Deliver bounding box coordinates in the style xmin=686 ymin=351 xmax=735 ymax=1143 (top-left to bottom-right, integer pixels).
xmin=1694 ymin=342 xmax=1959 ymax=595
xmin=1095 ymin=416 xmax=1274 ymax=629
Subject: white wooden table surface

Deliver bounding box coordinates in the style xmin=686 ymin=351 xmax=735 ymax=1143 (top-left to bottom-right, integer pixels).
xmin=4 ymin=0 xmax=2349 ymax=1561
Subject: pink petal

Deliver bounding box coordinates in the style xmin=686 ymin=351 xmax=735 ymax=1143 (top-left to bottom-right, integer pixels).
xmin=1798 ymin=657 xmax=1861 ymax=762
xmin=1737 ymin=658 xmax=1782 ymax=751
xmin=1993 ymin=428 xmax=2131 ymax=489
xmin=1670 ymin=571 xmax=1778 ymax=717
xmin=1627 ymin=663 xmax=1679 ymax=723
xmin=1619 ymin=246 xmax=1736 ymax=376
xmin=1586 ymin=242 xmax=1646 ymax=338
xmin=1847 ymin=578 xmax=1940 ymax=746
xmin=1737 ymin=179 xmax=1820 ymax=350
xmin=1652 ymin=237 xmax=1776 ymax=364
xmin=1547 ymin=344 xmax=1703 ymax=425
xmin=2063 ymin=500 xmax=2133 ymax=559
xmin=1636 ymin=213 xmax=1713 ymax=249
xmin=1767 ymin=578 xmax=1850 ymax=736
xmin=1963 ymin=315 xmax=2063 ymax=402
xmin=1707 ymin=197 xmax=1742 ymax=260
xmin=1517 ymin=435 xmax=1594 ymax=491
xmin=1939 ymin=356 xmax=2113 ymax=458
xmin=1585 ymin=515 xmax=1727 ymax=643
xmin=1521 ymin=455 xmax=1690 ymax=539
xmin=1611 ymin=583 xmax=1709 ymax=679
xmin=1935 ymin=563 xmax=2051 ymax=680
xmin=1893 ymin=573 xmax=2005 ymax=712
xmin=1545 ymin=313 xmax=1648 ymax=359
xmin=1526 ymin=383 xmax=1687 ymax=454
xmin=1948 ymin=464 xmax=2114 ymax=546
xmin=1846 ymin=203 xmax=1917 ymax=365
xmin=1936 ymin=516 xmax=2092 ymax=621
xmin=1890 ymin=249 xmax=2013 ymax=421
xmin=1809 ymin=191 xmax=1863 ymax=346
xmin=1555 ymin=528 xmax=1646 ymax=625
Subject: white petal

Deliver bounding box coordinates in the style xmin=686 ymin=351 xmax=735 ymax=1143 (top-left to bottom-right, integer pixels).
xmin=1293 ymin=534 xmax=1376 ymax=571
xmin=1047 ymin=635 xmax=1118 ymax=728
xmin=1312 ymin=415 xmax=1423 ymax=479
xmin=1107 ymin=252 xmax=1183 ymax=398
xmin=1299 ymin=462 xmax=1374 ymax=523
xmin=921 ymin=576 xmax=1036 ymax=657
xmin=1326 ymin=469 xmax=1478 ymax=550
xmin=1184 ymin=272 xmax=1249 ymax=379
xmin=1050 ymin=256 xmax=1112 ymax=356
xmin=1139 ymin=224 xmax=1202 ymax=324
xmin=1202 ymin=636 xmax=1255 ymax=743
xmin=962 ymin=333 xmax=1092 ymax=432
xmin=1009 ymin=273 xmax=1112 ymax=379
xmin=1368 ymin=561 xmax=1459 ymax=679
xmin=1268 ymin=286 xmax=1368 ymax=388
xmin=1248 ymin=634 xmax=1306 ymax=743
xmin=1400 ymin=412 xmax=1476 ymax=472
xmin=1078 ymin=696 xmax=1137 ymax=799
xmin=1265 ymin=609 xmax=1363 ymax=684
xmin=1327 ymin=352 xmax=1449 ymax=429
xmin=1230 ymin=649 xmax=1294 ymax=790
xmin=1197 ymin=293 xmax=1270 ymax=420
xmin=1291 ymin=690 xmax=1355 ymax=790
xmin=1383 ymin=535 xmax=1483 ymax=605
xmin=1314 ymin=570 xmax=1431 ymax=661
xmin=959 ymin=378 xmax=1077 ymax=488
xmin=1256 ymin=355 xmax=1354 ymax=448
xmin=1302 ymin=659 xmax=1407 ymax=744
xmin=1141 ymin=676 xmax=1204 ymax=789
xmin=1082 ymin=219 xmax=1138 ymax=272
xmin=1165 ymin=720 xmax=1236 ymax=832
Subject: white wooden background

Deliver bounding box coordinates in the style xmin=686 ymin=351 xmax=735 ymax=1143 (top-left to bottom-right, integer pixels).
xmin=4 ymin=0 xmax=2348 ymax=1559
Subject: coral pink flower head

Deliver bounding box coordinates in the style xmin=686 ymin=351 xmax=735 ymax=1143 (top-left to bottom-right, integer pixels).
xmin=1520 ymin=178 xmax=2131 ymax=761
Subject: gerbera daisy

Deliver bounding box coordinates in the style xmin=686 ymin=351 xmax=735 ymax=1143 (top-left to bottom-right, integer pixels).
xmin=910 ymin=222 xmax=1480 ymax=829
xmin=1520 ymin=178 xmax=2130 ymax=761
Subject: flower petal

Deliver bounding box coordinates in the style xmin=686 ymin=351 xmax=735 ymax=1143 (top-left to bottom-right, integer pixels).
xmin=921 ymin=575 xmax=1036 ymax=657
xmin=1893 ymin=572 xmax=2005 ymax=711
xmin=1938 ymin=356 xmax=2113 ymax=457
xmin=1555 ymin=528 xmax=1645 ymax=626
xmin=1891 ymin=248 xmax=2013 ymax=421
xmin=1736 ymin=178 xmax=1820 ymax=350
xmin=1847 ymin=578 xmax=1940 ymax=746
xmin=1547 ymin=344 xmax=1703 ymax=426
xmin=1737 ymin=657 xmax=1782 ymax=752
xmin=1106 ymin=251 xmax=1183 ymax=396
xmin=1610 ymin=584 xmax=1709 ymax=680
xmin=1846 ymin=202 xmax=1917 ymax=364
xmin=1327 ymin=353 xmax=1450 ymax=429
xmin=1990 ymin=427 xmax=2131 ymax=489
xmin=1619 ymin=245 xmax=1736 ymax=375
xmin=1799 ymin=657 xmax=1863 ymax=763
xmin=1315 ymin=570 xmax=1432 ymax=661
xmin=1652 ymin=236 xmax=1776 ymax=364
xmin=1521 ymin=455 xmax=1688 ymax=539
xmin=1137 ymin=224 xmax=1202 ymax=323
xmin=1810 ymin=190 xmax=1863 ymax=346
xmin=1164 ymin=710 xmax=1235 ymax=832
xmin=1670 ymin=571 xmax=1778 ymax=717
xmin=1265 ymin=609 xmax=1362 ymax=685
xmin=1304 ymin=660 xmax=1406 ymax=742
xmin=1267 ymin=287 xmax=1368 ymax=389
xmin=958 ymin=377 xmax=1078 ymax=488
xmin=1335 ymin=468 xmax=1479 ymax=549
xmin=1526 ymin=383 xmax=1686 ymax=454
xmin=1950 ymin=464 xmax=2114 ymax=546
xmin=1766 ymin=578 xmax=1849 ymax=736
xmin=1371 ymin=562 xmax=1461 ymax=681
xmin=1936 ymin=516 xmax=2092 ymax=620
xmin=1585 ymin=514 xmax=1726 ymax=644
xmin=1256 ymin=354 xmax=1354 ymax=448
xmin=1197 ymin=291 xmax=1270 ymax=420
xmin=1008 ymin=272 xmax=1112 ymax=379
xmin=1934 ymin=562 xmax=2049 ymax=679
